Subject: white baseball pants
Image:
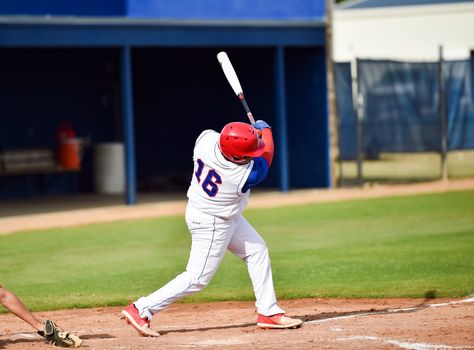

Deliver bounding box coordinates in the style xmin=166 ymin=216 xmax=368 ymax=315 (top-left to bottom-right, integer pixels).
xmin=134 ymin=202 xmax=285 ymax=320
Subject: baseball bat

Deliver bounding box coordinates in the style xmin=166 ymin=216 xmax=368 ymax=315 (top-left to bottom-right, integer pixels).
xmin=217 ymin=51 xmax=256 ymax=124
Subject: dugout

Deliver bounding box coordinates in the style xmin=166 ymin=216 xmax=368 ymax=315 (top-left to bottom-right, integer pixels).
xmin=0 ymin=1 xmax=330 ymax=204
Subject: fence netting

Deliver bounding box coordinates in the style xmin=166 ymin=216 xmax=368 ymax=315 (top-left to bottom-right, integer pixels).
xmin=334 ymin=58 xmax=474 ymax=183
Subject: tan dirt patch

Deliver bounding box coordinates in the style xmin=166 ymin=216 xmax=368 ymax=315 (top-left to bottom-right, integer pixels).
xmin=1 ymin=297 xmax=473 ymax=349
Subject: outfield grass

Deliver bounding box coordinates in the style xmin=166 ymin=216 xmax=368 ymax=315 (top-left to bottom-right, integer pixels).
xmin=0 ymin=190 xmax=473 ymax=312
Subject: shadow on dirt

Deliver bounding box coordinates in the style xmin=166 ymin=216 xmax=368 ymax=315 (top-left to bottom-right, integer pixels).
xmin=158 ymin=308 xmax=421 ymax=334
xmin=0 ymin=332 xmax=115 ymax=349
xmin=0 ymin=337 xmax=44 ymax=349
xmin=159 ymin=322 xmax=256 ymax=335
xmin=77 ymin=333 xmax=115 ymax=340
xmin=300 ymin=300 xmax=431 ymax=323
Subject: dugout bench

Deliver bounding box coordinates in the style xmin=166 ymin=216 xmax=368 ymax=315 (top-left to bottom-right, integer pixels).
xmin=0 ymin=148 xmax=81 ymax=198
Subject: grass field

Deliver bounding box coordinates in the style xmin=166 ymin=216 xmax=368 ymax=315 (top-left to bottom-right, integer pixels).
xmin=0 ymin=190 xmax=473 ymax=312
xmin=339 ymin=150 xmax=474 ymax=183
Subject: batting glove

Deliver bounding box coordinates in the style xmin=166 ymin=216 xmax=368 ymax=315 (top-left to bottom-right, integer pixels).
xmin=252 ymin=120 xmax=271 ymax=130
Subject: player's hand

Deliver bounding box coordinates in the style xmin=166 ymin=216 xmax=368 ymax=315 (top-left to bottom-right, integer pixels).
xmin=252 ymin=120 xmax=271 ymax=130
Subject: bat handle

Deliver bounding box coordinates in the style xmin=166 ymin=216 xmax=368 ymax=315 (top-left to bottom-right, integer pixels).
xmin=238 ymin=93 xmax=256 ymax=124
xmin=247 ymin=112 xmax=256 ymax=125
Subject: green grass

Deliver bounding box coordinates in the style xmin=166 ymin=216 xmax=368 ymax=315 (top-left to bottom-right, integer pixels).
xmin=0 ymin=190 xmax=473 ymax=312
xmin=339 ymin=150 xmax=474 ymax=181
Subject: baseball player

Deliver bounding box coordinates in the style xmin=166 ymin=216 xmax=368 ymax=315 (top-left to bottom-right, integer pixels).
xmin=122 ymin=120 xmax=303 ymax=337
xmin=0 ymin=284 xmax=82 ymax=347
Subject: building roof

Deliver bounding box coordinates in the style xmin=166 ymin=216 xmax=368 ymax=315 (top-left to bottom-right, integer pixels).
xmin=337 ymin=0 xmax=474 ymax=10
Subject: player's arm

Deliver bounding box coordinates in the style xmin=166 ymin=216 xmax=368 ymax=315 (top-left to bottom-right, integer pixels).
xmin=252 ymin=120 xmax=274 ymax=167
xmin=242 ymin=120 xmax=274 ymax=193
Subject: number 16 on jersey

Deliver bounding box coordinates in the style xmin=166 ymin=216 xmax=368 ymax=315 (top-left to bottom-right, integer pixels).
xmin=194 ymin=159 xmax=222 ymax=197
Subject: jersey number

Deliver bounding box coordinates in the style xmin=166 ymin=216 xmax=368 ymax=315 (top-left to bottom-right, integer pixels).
xmin=195 ymin=159 xmax=222 ymax=197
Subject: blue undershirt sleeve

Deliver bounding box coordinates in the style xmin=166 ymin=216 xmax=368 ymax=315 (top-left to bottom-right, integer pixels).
xmin=242 ymin=157 xmax=269 ymax=193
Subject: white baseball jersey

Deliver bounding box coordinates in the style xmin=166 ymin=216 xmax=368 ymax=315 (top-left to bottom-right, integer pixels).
xmin=186 ymin=130 xmax=254 ymax=219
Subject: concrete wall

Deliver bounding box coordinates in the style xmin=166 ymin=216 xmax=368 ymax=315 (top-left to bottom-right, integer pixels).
xmin=333 ymin=2 xmax=474 ymax=61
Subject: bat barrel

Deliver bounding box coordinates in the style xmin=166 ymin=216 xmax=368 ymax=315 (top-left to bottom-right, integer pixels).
xmin=218 ymin=52 xmax=255 ymax=124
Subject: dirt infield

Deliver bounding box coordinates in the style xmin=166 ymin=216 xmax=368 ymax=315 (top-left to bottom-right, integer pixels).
xmin=1 ymin=297 xmax=473 ymax=349
xmin=1 ymin=180 xmax=474 ymax=349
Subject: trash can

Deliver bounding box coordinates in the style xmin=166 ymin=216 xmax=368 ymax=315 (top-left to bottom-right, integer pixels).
xmin=94 ymin=142 xmax=125 ymax=194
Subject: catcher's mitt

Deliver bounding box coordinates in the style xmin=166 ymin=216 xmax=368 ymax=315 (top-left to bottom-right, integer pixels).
xmin=38 ymin=320 xmax=83 ymax=348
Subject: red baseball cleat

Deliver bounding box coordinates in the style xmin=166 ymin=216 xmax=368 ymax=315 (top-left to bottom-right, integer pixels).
xmin=257 ymin=313 xmax=303 ymax=329
xmin=121 ymin=303 xmax=160 ymax=337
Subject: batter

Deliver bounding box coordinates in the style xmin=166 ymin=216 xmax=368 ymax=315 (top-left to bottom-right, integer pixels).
xmin=122 ymin=120 xmax=303 ymax=336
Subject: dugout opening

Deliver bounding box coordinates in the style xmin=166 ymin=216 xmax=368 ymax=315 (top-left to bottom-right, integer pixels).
xmin=133 ymin=47 xmax=329 ymax=192
xmin=0 ymin=46 xmax=329 ymax=200
xmin=0 ymin=48 xmax=121 ymax=198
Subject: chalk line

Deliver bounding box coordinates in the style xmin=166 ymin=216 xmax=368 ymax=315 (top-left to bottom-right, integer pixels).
xmin=339 ymin=335 xmax=474 ymax=350
xmin=306 ymin=296 xmax=474 ymax=325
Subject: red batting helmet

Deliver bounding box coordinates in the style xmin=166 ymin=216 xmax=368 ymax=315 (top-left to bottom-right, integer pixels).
xmin=219 ymin=122 xmax=265 ymax=163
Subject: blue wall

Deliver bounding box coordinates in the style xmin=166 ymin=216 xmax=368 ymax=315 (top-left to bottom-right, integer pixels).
xmin=0 ymin=0 xmax=124 ymax=16
xmin=0 ymin=0 xmax=325 ymax=20
xmin=127 ymin=0 xmax=325 ymax=20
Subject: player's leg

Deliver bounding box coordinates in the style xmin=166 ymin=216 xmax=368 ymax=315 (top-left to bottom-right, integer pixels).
xmin=130 ymin=204 xmax=235 ymax=321
xmin=227 ymin=217 xmax=284 ymax=316
xmin=0 ymin=286 xmax=43 ymax=331
xmin=227 ymin=217 xmax=303 ymax=329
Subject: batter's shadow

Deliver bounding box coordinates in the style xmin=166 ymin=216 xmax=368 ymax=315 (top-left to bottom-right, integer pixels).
xmin=159 ymin=321 xmax=257 ymax=335
xmin=159 ymin=300 xmax=432 ymax=335
xmin=77 ymin=333 xmax=115 ymax=340
xmin=299 ymin=300 xmax=430 ymax=323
